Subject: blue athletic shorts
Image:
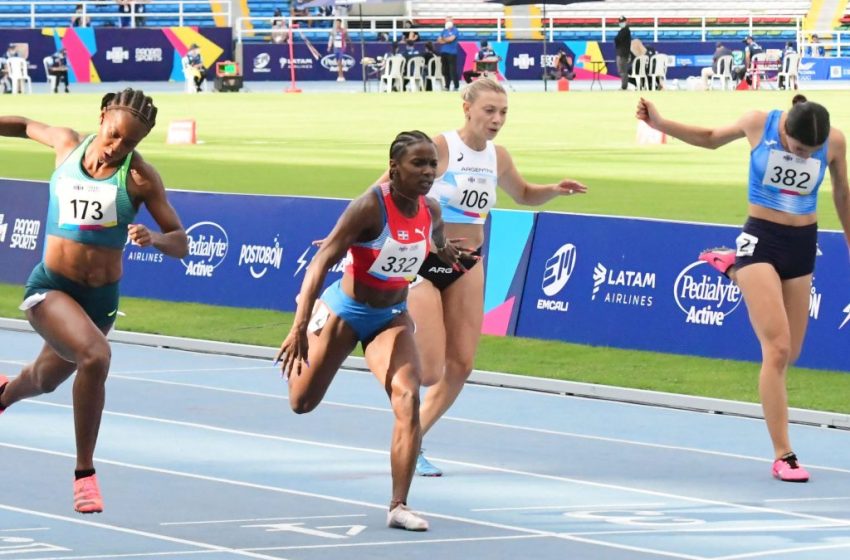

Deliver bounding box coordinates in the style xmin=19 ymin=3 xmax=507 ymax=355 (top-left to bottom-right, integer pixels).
xmin=319 ymin=280 xmax=406 ymax=342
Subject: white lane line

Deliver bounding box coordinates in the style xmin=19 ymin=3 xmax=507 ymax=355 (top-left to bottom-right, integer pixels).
xmin=763 ymin=496 xmax=850 ymax=503
xmin=111 ymin=367 xmax=271 ymax=375
xmin=161 ymin=514 xmax=368 ymax=526
xmin=0 ymin=503 xmax=288 ymax=560
xmin=247 ymin=534 xmax=544 ymax=551
xmin=0 ymin=527 xmax=49 ymax=532
xmin=471 ymin=503 xmax=667 ymax=512
xmin=105 ymin=375 xmax=850 ymax=476
xmin=0 ymin=442 xmax=707 ymax=560
xmin=566 ymin=523 xmax=850 ymax=537
xmin=712 ymin=540 xmax=850 ymax=560
xmin=18 ymin=551 xmax=214 ymax=560
xmin=18 ymin=400 xmax=850 ymax=529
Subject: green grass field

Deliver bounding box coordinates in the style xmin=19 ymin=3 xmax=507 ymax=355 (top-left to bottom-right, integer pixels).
xmin=3 ymin=89 xmax=850 ymax=412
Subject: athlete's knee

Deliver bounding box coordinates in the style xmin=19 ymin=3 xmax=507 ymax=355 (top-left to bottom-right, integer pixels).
xmin=390 ymin=376 xmax=420 ymax=421
xmin=419 ymin=362 xmax=445 ymax=387
xmin=76 ymin=342 xmax=111 ymax=381
xmin=445 ymin=356 xmax=474 ymax=384
xmin=762 ymin=339 xmax=792 ymax=369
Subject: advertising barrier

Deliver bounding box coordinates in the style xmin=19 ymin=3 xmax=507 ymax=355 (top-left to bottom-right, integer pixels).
xmin=3 ymin=178 xmax=850 ymax=371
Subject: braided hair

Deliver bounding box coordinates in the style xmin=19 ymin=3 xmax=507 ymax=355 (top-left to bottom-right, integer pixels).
xmin=100 ymin=88 xmax=157 ymax=130
xmin=388 ymin=130 xmax=434 ymax=182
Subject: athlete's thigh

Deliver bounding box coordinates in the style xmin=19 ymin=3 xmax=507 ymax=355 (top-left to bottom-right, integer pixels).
xmin=407 ymin=279 xmax=446 ymax=382
xmin=736 ymin=263 xmax=790 ymax=346
xmin=781 ymin=274 xmax=812 ymax=360
xmin=287 ymin=308 xmax=359 ymax=404
xmin=26 ymin=291 xmax=110 ymax=363
xmin=364 ymin=314 xmax=422 ymax=395
xmin=440 ymin=264 xmax=484 ymax=365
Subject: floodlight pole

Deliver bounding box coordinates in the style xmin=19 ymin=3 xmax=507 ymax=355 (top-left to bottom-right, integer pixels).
xmin=286 ymin=15 xmax=302 ymax=93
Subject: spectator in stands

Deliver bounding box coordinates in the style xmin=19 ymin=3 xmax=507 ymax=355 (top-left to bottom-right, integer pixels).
xmin=293 ymin=0 xmax=312 ymax=28
xmin=327 ymin=19 xmax=349 ymax=82
xmin=809 ymin=34 xmax=825 ymax=57
xmin=701 ymin=41 xmax=732 ymax=90
xmin=71 ymin=4 xmax=89 ymax=27
xmin=733 ymin=35 xmax=764 ymax=85
xmin=402 ymin=40 xmax=421 ymax=60
xmin=271 ymin=8 xmax=289 ymax=44
xmin=403 ymin=20 xmax=420 ymax=47
xmin=554 ymin=49 xmax=575 ymax=80
xmin=48 ymin=48 xmax=70 ymax=94
xmin=437 ymin=16 xmax=459 ymax=91
xmin=614 ymin=15 xmax=631 ymax=90
xmin=0 ymin=47 xmax=11 ymax=94
xmin=463 ymin=40 xmax=498 ymax=83
xmin=186 ymin=44 xmax=206 ymax=93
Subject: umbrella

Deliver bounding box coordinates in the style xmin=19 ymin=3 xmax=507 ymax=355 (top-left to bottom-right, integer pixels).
xmin=300 ymin=0 xmax=399 ymax=91
xmin=487 ymin=0 xmax=606 ymax=90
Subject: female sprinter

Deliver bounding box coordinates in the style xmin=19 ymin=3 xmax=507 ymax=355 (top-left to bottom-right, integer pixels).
xmin=389 ymin=78 xmax=588 ymax=476
xmin=276 ymin=131 xmax=464 ymax=530
xmin=637 ymin=95 xmax=850 ymax=482
xmin=0 ymin=88 xmax=188 ymax=511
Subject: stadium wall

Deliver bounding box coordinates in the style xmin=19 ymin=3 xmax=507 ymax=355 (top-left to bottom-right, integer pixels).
xmin=2 ymin=179 xmax=850 ymax=371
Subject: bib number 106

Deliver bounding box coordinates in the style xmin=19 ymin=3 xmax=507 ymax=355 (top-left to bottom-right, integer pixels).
xmin=459 ymin=189 xmax=489 ymax=210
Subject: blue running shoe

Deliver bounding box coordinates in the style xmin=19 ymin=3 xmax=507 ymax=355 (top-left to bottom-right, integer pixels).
xmin=415 ymin=449 xmax=442 ymax=477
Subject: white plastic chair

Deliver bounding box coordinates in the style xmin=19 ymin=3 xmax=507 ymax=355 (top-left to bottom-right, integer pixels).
xmin=708 ymin=55 xmax=733 ymax=90
xmin=629 ymin=55 xmax=649 ymax=91
xmin=777 ymin=53 xmax=800 ymax=90
xmin=426 ymin=56 xmax=443 ymax=91
xmin=43 ymin=56 xmax=57 ymax=91
xmin=379 ymin=54 xmax=405 ymax=93
xmin=648 ymin=54 xmax=667 ymax=90
xmin=7 ymin=57 xmax=32 ymax=95
xmin=404 ymin=56 xmax=426 ymax=92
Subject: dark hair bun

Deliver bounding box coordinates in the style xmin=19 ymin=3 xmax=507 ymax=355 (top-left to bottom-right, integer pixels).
xmin=791 ymin=94 xmax=808 ymax=105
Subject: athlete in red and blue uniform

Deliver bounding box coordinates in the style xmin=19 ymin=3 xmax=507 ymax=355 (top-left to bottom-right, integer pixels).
xmin=276 ymin=131 xmax=465 ymax=531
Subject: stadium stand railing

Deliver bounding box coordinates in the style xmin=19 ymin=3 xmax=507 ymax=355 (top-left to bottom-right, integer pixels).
xmin=0 ymin=1 xmax=230 ymax=29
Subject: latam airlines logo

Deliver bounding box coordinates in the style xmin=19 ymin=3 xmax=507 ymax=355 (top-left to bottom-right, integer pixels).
xmin=673 ymin=261 xmax=741 ymax=326
xmin=592 ymin=263 xmax=655 ymax=307
xmin=239 ymin=236 xmax=283 ymax=279
xmin=181 ymin=221 xmax=229 ymax=277
xmin=537 ymin=243 xmax=577 ymax=313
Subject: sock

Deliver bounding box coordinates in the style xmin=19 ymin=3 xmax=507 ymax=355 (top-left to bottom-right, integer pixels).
xmin=75 ymin=468 xmax=96 ymax=480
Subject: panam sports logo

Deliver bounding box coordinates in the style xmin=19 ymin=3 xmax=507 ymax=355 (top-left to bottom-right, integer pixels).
xmin=537 ymin=243 xmax=576 ymax=312
xmin=239 ymin=236 xmax=283 ymax=279
xmin=182 ymin=221 xmax=229 ymax=277
xmin=674 ymin=261 xmax=741 ymax=326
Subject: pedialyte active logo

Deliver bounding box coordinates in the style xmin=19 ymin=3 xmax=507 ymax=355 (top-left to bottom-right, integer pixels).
xmin=182 ymin=221 xmax=229 ymax=277
xmin=592 ymin=263 xmax=655 ymax=307
xmin=320 ymin=54 xmax=355 ymax=72
xmin=674 ymin=261 xmax=741 ymax=326
xmin=239 ymin=236 xmax=283 ymax=279
xmin=537 ymin=243 xmax=576 ymax=312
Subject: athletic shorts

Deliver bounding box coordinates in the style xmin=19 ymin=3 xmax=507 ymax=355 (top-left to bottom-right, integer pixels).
xmin=317 ymin=279 xmax=406 ymax=342
xmin=735 ymin=217 xmax=818 ymax=280
xmin=334 ymin=48 xmax=344 ymax=61
xmin=416 ymin=248 xmax=482 ymax=292
xmin=22 ymin=262 xmax=120 ymax=328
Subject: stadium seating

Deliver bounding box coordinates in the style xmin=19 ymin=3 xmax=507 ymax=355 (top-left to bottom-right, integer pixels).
xmin=0 ymin=1 xmax=217 ymax=29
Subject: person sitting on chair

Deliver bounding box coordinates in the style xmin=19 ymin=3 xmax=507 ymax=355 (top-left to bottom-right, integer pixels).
xmin=186 ymin=44 xmax=205 ymax=92
xmin=462 ymin=40 xmax=498 ymax=83
xmin=48 ymin=48 xmax=69 ymax=93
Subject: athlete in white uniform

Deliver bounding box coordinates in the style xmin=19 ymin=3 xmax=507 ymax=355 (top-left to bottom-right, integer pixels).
xmin=380 ymin=78 xmax=588 ymax=476
xmin=637 ymin=95 xmax=850 ymax=482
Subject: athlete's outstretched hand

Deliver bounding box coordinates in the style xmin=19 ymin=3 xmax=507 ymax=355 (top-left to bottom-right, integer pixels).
xmin=276 ymin=327 xmax=309 ymax=380
xmin=636 ymin=97 xmax=662 ymax=129
xmin=554 ymin=179 xmax=588 ymax=196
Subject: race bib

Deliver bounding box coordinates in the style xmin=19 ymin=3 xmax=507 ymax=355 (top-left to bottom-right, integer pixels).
xmin=368 ymin=238 xmax=426 ymax=282
xmin=762 ymin=149 xmax=821 ymax=195
xmin=736 ymin=232 xmax=759 ymax=257
xmin=56 ymin=177 xmax=118 ymax=230
xmin=448 ymin=174 xmax=497 ymax=216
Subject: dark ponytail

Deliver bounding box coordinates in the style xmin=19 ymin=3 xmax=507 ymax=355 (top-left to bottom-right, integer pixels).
xmin=785 ymin=95 xmax=830 ymax=147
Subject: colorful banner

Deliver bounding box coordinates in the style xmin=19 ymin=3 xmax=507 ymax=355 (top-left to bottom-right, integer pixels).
xmin=0 ymin=180 xmax=47 ymax=285
xmin=0 ymin=27 xmax=231 ymax=83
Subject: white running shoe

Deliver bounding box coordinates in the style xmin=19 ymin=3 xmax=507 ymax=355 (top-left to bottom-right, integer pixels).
xmin=387 ymin=504 xmax=429 ymax=531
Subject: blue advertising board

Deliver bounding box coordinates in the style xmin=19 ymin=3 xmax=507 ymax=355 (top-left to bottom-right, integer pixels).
xmin=514 ymin=212 xmax=850 ymax=371
xmin=0 ymin=179 xmax=47 ymax=285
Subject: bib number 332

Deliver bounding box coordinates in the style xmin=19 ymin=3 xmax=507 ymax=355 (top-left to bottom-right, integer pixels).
xmin=762 ymin=149 xmax=821 ymax=195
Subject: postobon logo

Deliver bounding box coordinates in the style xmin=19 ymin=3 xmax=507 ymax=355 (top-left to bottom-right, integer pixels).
xmin=182 ymin=222 xmax=229 ymax=277
xmin=674 ymin=261 xmax=741 ymax=326
xmin=239 ymin=236 xmax=283 ymax=279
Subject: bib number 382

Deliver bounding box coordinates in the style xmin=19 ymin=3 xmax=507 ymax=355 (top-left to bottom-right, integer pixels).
xmin=56 ymin=177 xmax=119 ymax=230
xmin=762 ymin=149 xmax=821 ymax=195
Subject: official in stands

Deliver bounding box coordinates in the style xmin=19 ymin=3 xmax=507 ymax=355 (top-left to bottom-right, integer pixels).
xmin=614 ymin=15 xmax=631 ymax=90
xmin=809 ymin=34 xmax=825 ymax=57
xmin=271 ymin=8 xmax=289 ymax=44
xmin=437 ymin=15 xmax=460 ymax=91
xmin=701 ymin=41 xmax=732 ymax=90
xmin=462 ymin=40 xmax=499 ymax=83
xmin=186 ymin=43 xmax=206 ymax=92
xmin=48 ymin=48 xmax=70 ymax=94
xmin=734 ymin=35 xmax=764 ymax=85
xmin=778 ymin=41 xmax=797 ymax=90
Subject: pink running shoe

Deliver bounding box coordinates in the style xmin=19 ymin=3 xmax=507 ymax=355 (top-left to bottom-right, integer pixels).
xmin=772 ymin=452 xmax=810 ymax=483
xmin=699 ymin=247 xmax=736 ymax=278
xmin=387 ymin=504 xmax=429 ymax=531
xmin=0 ymin=374 xmax=8 ymax=415
xmin=73 ymin=474 xmax=104 ymax=513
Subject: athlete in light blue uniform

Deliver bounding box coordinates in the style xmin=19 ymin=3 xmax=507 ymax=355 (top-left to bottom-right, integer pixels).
xmin=0 ymin=89 xmax=188 ymax=513
xmin=637 ymin=95 xmax=850 ymax=483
